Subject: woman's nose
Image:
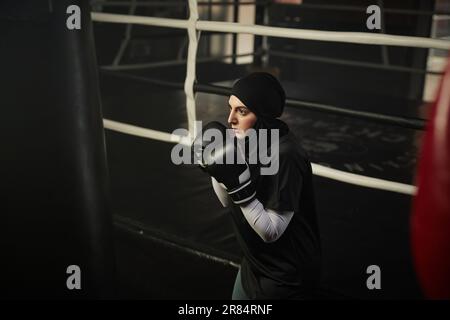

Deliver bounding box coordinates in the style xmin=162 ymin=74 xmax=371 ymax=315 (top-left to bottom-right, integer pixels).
xmin=228 ymin=110 xmax=237 ymax=126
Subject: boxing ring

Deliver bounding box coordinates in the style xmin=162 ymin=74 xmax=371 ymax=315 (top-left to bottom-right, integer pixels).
xmin=3 ymin=0 xmax=449 ymax=299
xmin=85 ymin=0 xmax=450 ymax=299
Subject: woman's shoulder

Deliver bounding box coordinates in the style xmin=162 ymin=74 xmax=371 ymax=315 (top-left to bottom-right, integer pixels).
xmin=277 ymin=131 xmax=310 ymax=163
xmin=261 ymin=131 xmax=311 ymax=180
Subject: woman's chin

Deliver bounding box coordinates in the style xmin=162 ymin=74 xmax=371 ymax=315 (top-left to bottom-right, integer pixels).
xmin=235 ymin=131 xmax=245 ymax=139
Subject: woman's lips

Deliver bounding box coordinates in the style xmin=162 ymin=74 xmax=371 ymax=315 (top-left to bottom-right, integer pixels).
xmin=232 ymin=128 xmax=245 ymax=139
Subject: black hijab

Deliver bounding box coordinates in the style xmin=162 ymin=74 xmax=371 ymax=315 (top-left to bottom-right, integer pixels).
xmin=231 ymin=72 xmax=289 ymax=137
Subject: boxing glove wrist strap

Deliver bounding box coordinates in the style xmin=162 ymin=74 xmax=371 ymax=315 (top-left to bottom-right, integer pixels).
xmin=227 ymin=179 xmax=256 ymax=205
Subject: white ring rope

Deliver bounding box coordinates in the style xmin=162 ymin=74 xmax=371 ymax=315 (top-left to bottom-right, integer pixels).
xmin=103 ymin=119 xmax=191 ymax=146
xmin=92 ymin=12 xmax=188 ymax=29
xmin=312 ymin=164 xmax=416 ymax=195
xmin=91 ymin=12 xmax=450 ymax=50
xmin=185 ymin=0 xmax=199 ymax=137
xmin=197 ymin=20 xmax=450 ymax=50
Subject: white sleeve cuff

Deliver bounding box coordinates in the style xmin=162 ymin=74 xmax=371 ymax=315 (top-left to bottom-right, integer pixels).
xmin=211 ymin=177 xmax=229 ymax=207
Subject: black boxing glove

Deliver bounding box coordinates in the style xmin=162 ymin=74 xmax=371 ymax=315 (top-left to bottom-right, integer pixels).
xmin=191 ymin=121 xmax=256 ymax=205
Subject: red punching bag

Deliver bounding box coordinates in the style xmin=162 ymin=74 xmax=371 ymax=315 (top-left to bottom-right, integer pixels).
xmin=411 ymin=56 xmax=450 ymax=299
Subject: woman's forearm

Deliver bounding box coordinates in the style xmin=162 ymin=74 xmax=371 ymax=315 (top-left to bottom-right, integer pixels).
xmin=240 ymin=198 xmax=294 ymax=243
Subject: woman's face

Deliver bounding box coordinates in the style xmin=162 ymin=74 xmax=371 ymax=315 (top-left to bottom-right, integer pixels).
xmin=228 ymin=95 xmax=257 ymax=139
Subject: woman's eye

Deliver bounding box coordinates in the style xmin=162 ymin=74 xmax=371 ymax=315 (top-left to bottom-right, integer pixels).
xmin=238 ymin=109 xmax=248 ymax=115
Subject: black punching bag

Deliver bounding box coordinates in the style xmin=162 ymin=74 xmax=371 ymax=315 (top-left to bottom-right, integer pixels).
xmin=0 ymin=0 xmax=114 ymax=298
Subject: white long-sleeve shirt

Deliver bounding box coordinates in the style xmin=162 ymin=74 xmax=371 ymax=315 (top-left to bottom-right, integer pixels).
xmin=211 ymin=177 xmax=294 ymax=243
